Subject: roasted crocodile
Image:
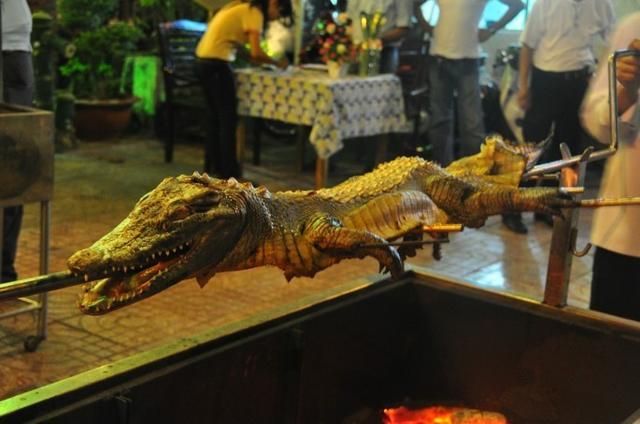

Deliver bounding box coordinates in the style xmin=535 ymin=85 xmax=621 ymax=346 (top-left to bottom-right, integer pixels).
xmin=68 ymin=137 xmax=575 ymax=314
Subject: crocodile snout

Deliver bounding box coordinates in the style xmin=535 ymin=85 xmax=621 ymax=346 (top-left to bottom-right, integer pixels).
xmin=67 ymin=247 xmax=106 ymax=272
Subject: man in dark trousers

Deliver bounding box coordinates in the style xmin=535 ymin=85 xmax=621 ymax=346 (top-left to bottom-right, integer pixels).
xmin=502 ymin=0 xmax=614 ymax=234
xmin=1 ymin=0 xmax=34 ymax=282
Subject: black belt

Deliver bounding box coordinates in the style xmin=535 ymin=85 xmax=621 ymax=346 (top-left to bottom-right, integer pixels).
xmin=534 ymin=66 xmax=591 ymax=80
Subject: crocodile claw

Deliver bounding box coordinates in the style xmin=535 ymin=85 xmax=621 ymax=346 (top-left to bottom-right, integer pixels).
xmin=384 ymin=246 xmax=404 ymax=279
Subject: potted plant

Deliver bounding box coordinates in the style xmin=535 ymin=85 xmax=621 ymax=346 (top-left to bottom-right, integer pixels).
xmin=58 ymin=0 xmax=144 ymax=140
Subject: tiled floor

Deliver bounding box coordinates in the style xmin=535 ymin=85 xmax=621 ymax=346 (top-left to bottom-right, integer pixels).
xmin=0 ymin=135 xmax=601 ymax=401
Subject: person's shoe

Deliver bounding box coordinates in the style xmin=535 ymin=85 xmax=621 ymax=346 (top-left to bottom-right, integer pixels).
xmin=534 ymin=212 xmax=554 ymax=227
xmin=502 ymin=213 xmax=528 ymax=234
xmin=1 ymin=269 xmax=18 ymax=284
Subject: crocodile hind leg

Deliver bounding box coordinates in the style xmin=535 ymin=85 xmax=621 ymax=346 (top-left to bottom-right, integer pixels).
xmin=398 ymin=228 xmax=447 ymax=261
xmin=305 ymin=214 xmax=404 ymax=278
xmin=398 ymin=232 xmax=422 ymax=260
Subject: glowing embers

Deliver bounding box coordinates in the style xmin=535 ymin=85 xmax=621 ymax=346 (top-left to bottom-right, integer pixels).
xmin=382 ymin=406 xmax=507 ymax=424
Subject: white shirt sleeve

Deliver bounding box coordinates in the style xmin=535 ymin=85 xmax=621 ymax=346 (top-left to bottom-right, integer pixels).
xmin=580 ymin=14 xmax=640 ymax=146
xmin=597 ymin=0 xmax=615 ymax=40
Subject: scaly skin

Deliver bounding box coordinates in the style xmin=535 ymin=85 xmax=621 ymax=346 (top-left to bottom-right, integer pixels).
xmin=68 ymin=137 xmax=575 ymax=314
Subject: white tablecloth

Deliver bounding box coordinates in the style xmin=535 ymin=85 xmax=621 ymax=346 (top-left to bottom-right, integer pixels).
xmin=235 ymin=68 xmax=408 ymax=159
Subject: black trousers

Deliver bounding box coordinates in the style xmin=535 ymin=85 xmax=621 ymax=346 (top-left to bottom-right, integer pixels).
xmin=590 ymin=246 xmax=640 ymax=321
xmin=523 ymin=66 xmax=590 ymax=162
xmin=194 ymin=58 xmax=240 ymax=179
xmin=2 ymin=50 xmax=34 ymax=282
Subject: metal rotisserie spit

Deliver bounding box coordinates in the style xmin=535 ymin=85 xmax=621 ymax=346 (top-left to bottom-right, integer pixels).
xmin=2 ymin=269 xmax=640 ymax=424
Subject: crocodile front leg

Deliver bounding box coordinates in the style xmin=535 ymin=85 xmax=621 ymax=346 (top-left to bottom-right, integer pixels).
xmin=305 ymin=213 xmax=404 ymax=279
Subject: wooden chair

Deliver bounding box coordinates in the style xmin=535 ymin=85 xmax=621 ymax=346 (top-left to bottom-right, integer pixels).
xmin=157 ymin=20 xmax=206 ymax=163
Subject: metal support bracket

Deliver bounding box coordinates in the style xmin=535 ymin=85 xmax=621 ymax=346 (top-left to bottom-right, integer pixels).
xmin=543 ymin=145 xmax=591 ymax=307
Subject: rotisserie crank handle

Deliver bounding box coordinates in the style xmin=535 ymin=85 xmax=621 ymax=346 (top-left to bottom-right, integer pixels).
xmin=0 ymin=270 xmax=83 ymax=301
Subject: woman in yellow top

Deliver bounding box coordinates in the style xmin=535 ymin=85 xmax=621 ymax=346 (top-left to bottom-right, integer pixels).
xmin=195 ymin=0 xmax=291 ymax=179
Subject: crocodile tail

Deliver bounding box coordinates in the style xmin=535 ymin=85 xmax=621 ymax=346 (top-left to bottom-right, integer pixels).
xmin=445 ymin=134 xmax=552 ymax=188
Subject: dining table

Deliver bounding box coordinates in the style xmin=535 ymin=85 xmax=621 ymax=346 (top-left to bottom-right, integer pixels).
xmin=235 ymin=66 xmax=408 ymax=188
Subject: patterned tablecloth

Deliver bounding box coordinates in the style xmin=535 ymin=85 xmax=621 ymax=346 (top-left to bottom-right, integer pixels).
xmin=235 ymin=68 xmax=408 ymax=159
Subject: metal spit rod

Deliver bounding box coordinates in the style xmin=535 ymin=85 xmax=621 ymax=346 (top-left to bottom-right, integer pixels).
xmin=0 ymin=271 xmax=81 ymax=301
xmin=2 ymin=52 xmax=640 ymax=303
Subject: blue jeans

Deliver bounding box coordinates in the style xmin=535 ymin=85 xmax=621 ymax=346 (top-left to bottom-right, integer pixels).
xmin=427 ymin=56 xmax=485 ymax=166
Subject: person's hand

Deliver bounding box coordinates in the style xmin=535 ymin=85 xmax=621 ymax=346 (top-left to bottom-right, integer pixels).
xmin=617 ymin=39 xmax=640 ymax=94
xmin=517 ymin=86 xmax=530 ymax=110
xmin=478 ymin=28 xmax=493 ymax=43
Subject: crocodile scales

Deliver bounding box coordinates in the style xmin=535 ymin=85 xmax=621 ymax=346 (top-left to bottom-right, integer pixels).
xmin=68 ymin=137 xmax=575 ymax=314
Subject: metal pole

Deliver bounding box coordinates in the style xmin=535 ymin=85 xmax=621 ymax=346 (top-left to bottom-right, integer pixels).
xmin=0 ymin=207 xmax=4 ymax=281
xmin=607 ymin=49 xmax=640 ymax=150
xmin=0 ymin=270 xmax=81 ymax=300
xmin=543 ymin=147 xmax=590 ymax=307
xmin=36 ymin=200 xmax=51 ymax=339
xmin=1 ymin=0 xmax=4 ymax=102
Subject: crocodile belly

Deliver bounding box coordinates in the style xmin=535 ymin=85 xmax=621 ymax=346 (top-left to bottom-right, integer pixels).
xmin=340 ymin=191 xmax=443 ymax=240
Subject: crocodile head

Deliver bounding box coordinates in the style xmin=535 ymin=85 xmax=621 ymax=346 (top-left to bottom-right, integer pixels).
xmin=68 ymin=173 xmax=259 ymax=314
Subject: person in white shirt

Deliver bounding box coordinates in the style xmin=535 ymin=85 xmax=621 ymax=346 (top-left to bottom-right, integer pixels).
xmin=415 ymin=0 xmax=524 ymax=167
xmin=502 ymin=0 xmax=614 ymax=234
xmin=1 ymin=0 xmax=34 ymax=282
xmin=580 ymin=12 xmax=640 ymax=321
xmin=347 ymin=0 xmax=413 ymax=73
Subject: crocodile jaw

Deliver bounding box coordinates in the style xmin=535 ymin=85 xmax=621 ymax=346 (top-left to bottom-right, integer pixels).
xmin=74 ymin=240 xmax=199 ymax=314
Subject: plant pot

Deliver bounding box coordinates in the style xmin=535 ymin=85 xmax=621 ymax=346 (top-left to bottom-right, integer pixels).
xmin=74 ymin=97 xmax=138 ymax=141
xmin=327 ymin=61 xmax=349 ymax=79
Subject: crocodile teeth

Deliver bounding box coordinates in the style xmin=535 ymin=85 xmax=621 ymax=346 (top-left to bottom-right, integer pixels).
xmin=124 ymin=266 xmax=128 ymax=273
xmin=84 ymin=274 xmax=89 ymax=282
xmin=172 ymin=248 xmax=177 ymax=253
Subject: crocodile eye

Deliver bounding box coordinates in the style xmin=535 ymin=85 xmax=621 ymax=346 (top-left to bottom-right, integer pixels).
xmin=192 ymin=194 xmax=221 ymax=213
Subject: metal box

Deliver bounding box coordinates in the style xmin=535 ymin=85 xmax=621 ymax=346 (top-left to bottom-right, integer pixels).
xmin=2 ymin=270 xmax=640 ymax=423
xmin=0 ymin=103 xmax=54 ymax=207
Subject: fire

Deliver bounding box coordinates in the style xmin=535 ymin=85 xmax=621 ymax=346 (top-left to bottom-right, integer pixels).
xmin=382 ymin=406 xmax=507 ymax=424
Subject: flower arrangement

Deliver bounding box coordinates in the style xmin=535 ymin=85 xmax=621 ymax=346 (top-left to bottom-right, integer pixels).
xmin=317 ymin=13 xmax=356 ymax=65
xmin=301 ymin=12 xmax=356 ymax=66
xmin=358 ymin=11 xmax=386 ymax=76
xmin=358 ymin=11 xmax=386 ymax=43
